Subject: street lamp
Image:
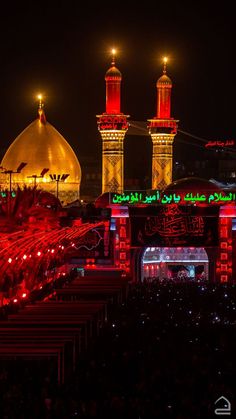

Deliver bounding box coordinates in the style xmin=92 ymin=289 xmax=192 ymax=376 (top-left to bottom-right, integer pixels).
xmin=1 ymin=162 xmax=27 ymax=215
xmin=49 ymin=173 xmax=70 ymax=199
xmin=27 ymin=168 xmax=49 ymax=187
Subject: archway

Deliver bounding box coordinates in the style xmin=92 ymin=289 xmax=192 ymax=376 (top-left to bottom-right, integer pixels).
xmin=141 ymin=247 xmax=209 ymax=282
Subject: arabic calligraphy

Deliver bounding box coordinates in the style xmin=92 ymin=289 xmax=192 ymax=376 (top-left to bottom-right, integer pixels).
xmin=112 ymin=191 xmax=236 ymax=205
xmin=112 ymin=191 xmax=160 ymax=204
xmin=205 ymin=140 xmax=235 ymax=148
xmin=74 ymin=228 xmax=110 ymax=258
xmin=100 ymin=123 xmax=128 ymax=130
xmin=75 ymin=229 xmax=103 ymax=251
xmin=98 ymin=115 xmax=129 ymax=131
xmin=183 ymin=192 xmax=236 ymax=203
xmin=130 ymin=204 xmax=219 ymax=247
xmin=145 ymin=206 xmax=204 ymax=238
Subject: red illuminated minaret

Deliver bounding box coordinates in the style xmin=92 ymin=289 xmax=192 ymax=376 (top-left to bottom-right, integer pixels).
xmin=97 ymin=49 xmax=129 ymax=193
xmin=148 ymin=57 xmax=179 ymax=190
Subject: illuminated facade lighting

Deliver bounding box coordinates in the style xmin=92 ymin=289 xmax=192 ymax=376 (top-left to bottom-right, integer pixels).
xmin=148 ymin=58 xmax=178 ymax=189
xmin=97 ymin=52 xmax=129 ymax=193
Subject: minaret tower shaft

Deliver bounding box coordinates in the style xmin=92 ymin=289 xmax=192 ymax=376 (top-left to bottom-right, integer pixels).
xmin=148 ymin=57 xmax=179 ymax=190
xmin=97 ymin=50 xmax=129 ymax=193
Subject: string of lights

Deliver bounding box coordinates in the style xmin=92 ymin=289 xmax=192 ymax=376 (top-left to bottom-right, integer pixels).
xmin=128 ymin=121 xmax=236 ymax=155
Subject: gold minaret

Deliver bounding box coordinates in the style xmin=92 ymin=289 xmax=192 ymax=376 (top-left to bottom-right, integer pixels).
xmin=97 ymin=49 xmax=129 ymax=193
xmin=148 ymin=57 xmax=179 ymax=190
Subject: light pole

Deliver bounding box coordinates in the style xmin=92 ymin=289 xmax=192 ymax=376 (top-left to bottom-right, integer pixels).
xmin=49 ymin=174 xmax=70 ymax=199
xmin=1 ymin=162 xmax=27 ymax=215
xmin=27 ymin=168 xmax=49 ymax=187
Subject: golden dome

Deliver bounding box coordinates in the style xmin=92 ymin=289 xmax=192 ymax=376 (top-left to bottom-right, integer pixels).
xmin=1 ymin=109 xmax=81 ymax=203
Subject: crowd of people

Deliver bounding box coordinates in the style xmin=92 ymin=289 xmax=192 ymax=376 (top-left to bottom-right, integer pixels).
xmin=0 ymin=280 xmax=236 ymax=418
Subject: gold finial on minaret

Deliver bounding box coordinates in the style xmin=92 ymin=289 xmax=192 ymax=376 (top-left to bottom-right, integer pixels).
xmin=37 ymin=93 xmax=44 ymax=109
xmin=111 ymin=48 xmax=116 ymax=65
xmin=163 ymin=56 xmax=168 ymax=74
xmin=37 ymin=93 xmax=46 ymax=124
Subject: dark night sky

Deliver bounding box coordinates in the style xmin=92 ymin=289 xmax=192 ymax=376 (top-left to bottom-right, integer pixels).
xmin=0 ymin=1 xmax=235 ymax=176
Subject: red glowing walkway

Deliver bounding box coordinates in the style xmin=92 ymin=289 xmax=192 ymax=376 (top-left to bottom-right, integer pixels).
xmin=0 ymin=221 xmax=106 ymax=301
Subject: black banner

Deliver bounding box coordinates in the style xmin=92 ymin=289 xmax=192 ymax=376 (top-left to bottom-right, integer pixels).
xmin=129 ymin=205 xmax=219 ymax=247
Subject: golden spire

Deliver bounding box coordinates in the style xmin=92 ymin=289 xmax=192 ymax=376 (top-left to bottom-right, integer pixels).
xmin=37 ymin=94 xmax=44 ymax=109
xmin=111 ymin=48 xmax=116 ymax=66
xmin=163 ymin=56 xmax=168 ymax=74
xmin=37 ymin=94 xmax=46 ymax=124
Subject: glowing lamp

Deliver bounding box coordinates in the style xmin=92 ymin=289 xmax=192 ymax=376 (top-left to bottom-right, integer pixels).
xmin=13 ymin=298 xmax=18 ymax=303
xmin=22 ymin=293 xmax=27 ymax=298
xmin=37 ymin=251 xmax=41 ymax=256
xmin=23 ymin=254 xmax=27 ymax=260
xmin=8 ymin=258 xmax=12 ymax=263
